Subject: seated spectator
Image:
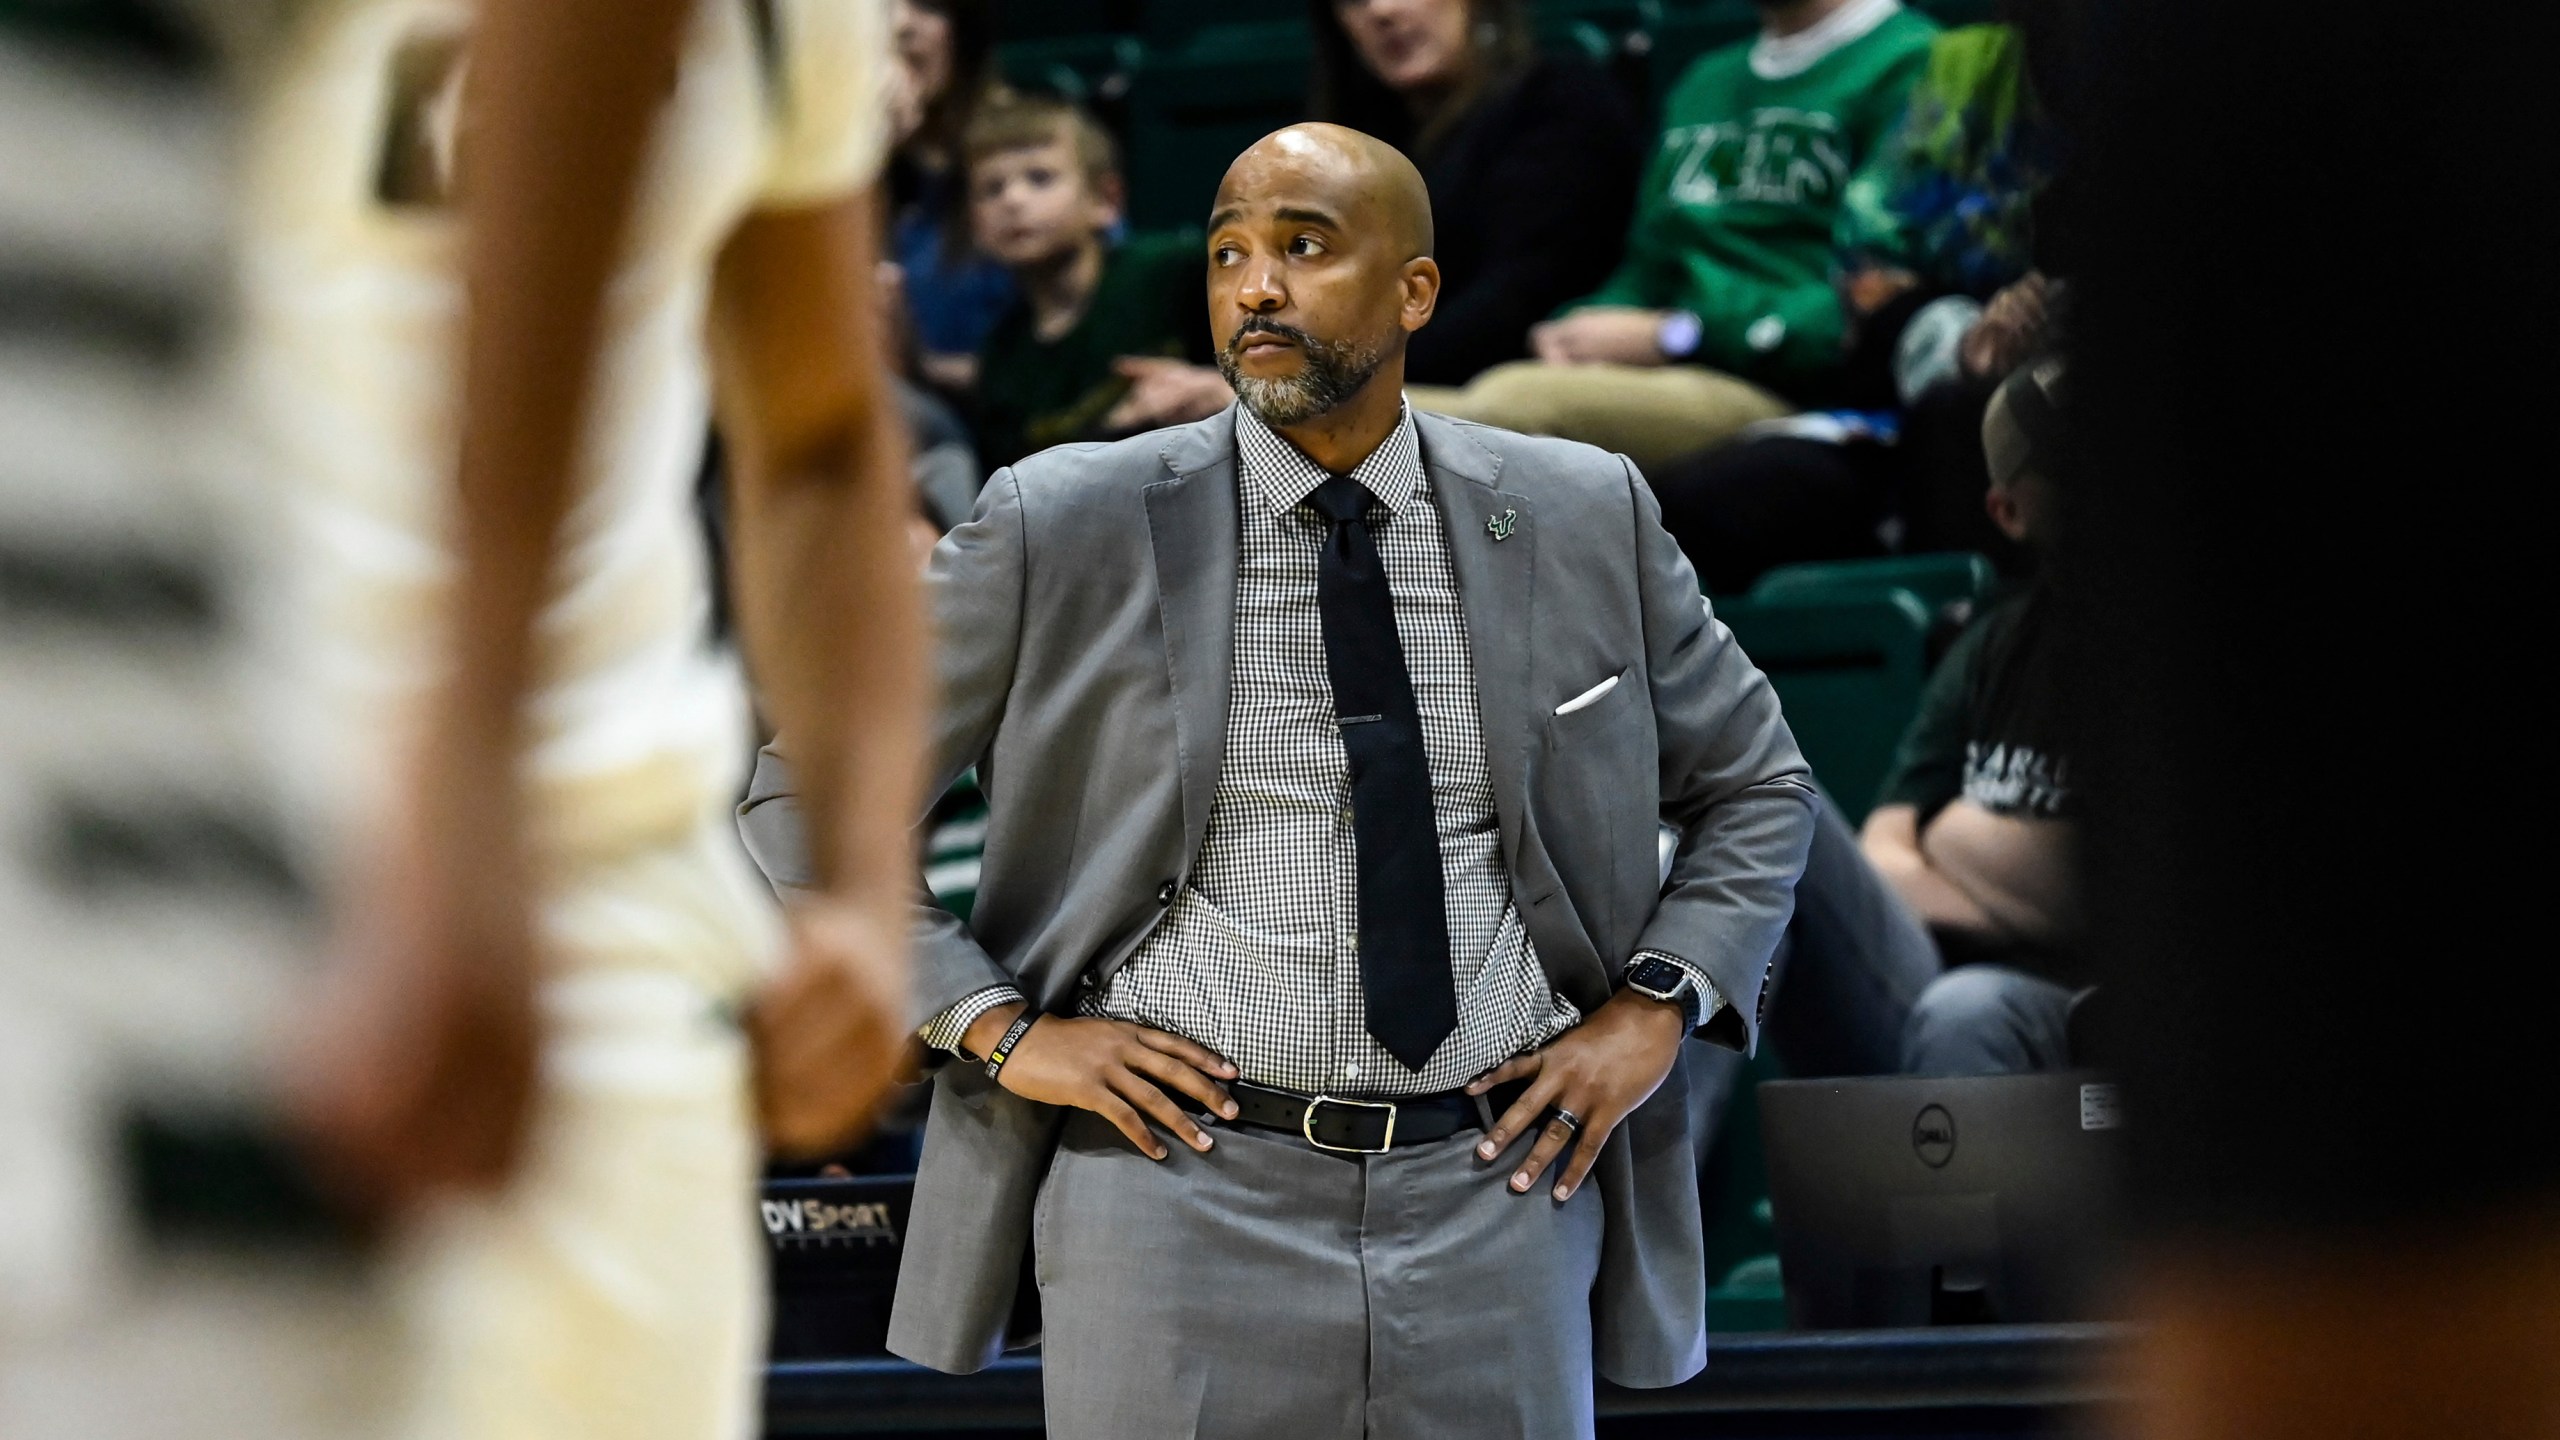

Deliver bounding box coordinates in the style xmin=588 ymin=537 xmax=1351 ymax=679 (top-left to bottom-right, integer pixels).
xmin=1859 ymin=359 xmax=2086 ymax=1075
xmin=1681 ymin=363 xmax=2081 ymax=1149
xmin=1681 ymin=789 xmax=1944 ymax=1161
xmin=1406 ymin=0 xmax=1937 ymax=473
xmin=962 ymin=95 xmax=1211 ymax=470
xmin=883 ymin=0 xmax=1015 ymax=395
xmin=1104 ymin=0 xmax=1649 ymax=429
xmin=1649 ymin=13 xmax=2077 ymax=591
xmin=1315 ymin=0 xmax=1643 ymax=384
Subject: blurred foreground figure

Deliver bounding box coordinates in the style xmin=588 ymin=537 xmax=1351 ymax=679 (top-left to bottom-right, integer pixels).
xmin=2066 ymin=2 xmax=2560 ymax=1436
xmin=0 ymin=8 xmax=397 ymax=1436
xmin=241 ymin=0 xmax=923 ymax=1436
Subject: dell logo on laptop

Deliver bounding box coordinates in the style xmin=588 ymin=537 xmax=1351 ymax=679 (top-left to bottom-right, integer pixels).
xmin=1912 ymin=1104 xmax=1957 ymax=1168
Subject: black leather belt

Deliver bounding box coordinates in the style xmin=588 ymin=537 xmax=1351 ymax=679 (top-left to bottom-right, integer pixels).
xmin=1182 ymin=1078 xmax=1530 ymax=1156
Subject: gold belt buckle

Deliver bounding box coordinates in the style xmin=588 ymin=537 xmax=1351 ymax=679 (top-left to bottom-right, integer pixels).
xmin=1301 ymin=1094 xmax=1398 ymax=1154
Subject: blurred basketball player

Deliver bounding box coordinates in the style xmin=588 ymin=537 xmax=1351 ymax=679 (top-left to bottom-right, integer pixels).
xmin=239 ymin=0 xmax=923 ymax=1436
xmin=1 ymin=10 xmax=366 ymax=1436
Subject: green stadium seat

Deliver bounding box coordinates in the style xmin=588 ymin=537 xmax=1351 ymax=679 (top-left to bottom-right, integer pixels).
xmin=1535 ymin=17 xmax=1614 ymax=64
xmin=1749 ymin=551 xmax=1999 ymax=615
xmin=993 ymin=0 xmax=1130 ymax=42
xmin=923 ymin=770 xmax=988 ymax=923
xmin=1178 ymin=16 xmax=1317 ymax=59
xmin=997 ymin=33 xmax=1144 ymax=106
xmin=1529 ymin=0 xmax=1662 ymax=48
xmin=1141 ymin=0 xmax=1306 ymax=47
xmin=1709 ymin=1251 xmax=1788 ymax=1331
xmin=1717 ymin=587 xmax=1931 ymax=822
xmin=1701 ymin=1044 xmax=1789 ymax=1331
xmin=1530 ymin=0 xmax=1660 ymax=106
xmin=1120 ymin=23 xmax=1315 ymax=231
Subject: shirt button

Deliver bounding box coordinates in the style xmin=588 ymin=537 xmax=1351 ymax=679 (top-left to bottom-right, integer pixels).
xmin=1157 ymin=880 xmax=1178 ymax=906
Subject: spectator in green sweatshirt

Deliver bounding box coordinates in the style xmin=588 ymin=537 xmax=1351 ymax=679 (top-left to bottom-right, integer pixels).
xmin=1408 ymin=0 xmax=1934 ymax=473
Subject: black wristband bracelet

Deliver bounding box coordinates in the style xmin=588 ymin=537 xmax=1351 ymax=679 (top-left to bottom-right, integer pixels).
xmin=984 ymin=1011 xmax=1040 ymax=1082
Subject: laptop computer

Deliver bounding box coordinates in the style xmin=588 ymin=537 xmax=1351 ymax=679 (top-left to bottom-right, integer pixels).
xmin=1758 ymin=1072 xmax=2127 ymax=1328
xmin=761 ymin=1175 xmax=912 ymax=1360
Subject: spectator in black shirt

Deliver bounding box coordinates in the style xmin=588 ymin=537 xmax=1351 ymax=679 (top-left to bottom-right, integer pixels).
xmin=1313 ymin=0 xmax=1644 ymax=385
xmin=1860 ymin=359 xmax=2083 ymax=1073
xmin=1103 ymin=0 xmax=1645 ymax=428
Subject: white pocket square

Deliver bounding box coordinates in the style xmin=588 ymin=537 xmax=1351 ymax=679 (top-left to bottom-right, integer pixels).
xmin=1554 ymin=674 xmax=1619 ymax=716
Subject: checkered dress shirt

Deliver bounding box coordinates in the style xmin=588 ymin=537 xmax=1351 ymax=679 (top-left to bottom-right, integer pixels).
xmin=923 ymin=402 xmax=1720 ymax=1092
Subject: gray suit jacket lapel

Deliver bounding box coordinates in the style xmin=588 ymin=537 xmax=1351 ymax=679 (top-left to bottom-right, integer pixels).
xmin=1415 ymin=411 xmax=1541 ymax=890
xmin=1144 ymin=409 xmax=1242 ymax=870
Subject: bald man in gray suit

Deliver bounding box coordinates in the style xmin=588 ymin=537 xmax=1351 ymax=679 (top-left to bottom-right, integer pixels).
xmin=742 ymin=126 xmax=1815 ymax=1440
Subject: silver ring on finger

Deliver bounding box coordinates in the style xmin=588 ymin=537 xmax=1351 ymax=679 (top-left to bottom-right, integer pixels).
xmin=1551 ymin=1108 xmax=1584 ymax=1134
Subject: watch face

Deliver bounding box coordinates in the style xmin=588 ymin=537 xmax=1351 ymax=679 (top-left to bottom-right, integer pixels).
xmin=1656 ymin=311 xmax=1703 ymax=360
xmin=1627 ymin=958 xmax=1682 ymax=998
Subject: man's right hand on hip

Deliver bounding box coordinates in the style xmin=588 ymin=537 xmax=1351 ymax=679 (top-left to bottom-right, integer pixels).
xmin=968 ymin=1006 xmax=1239 ymax=1160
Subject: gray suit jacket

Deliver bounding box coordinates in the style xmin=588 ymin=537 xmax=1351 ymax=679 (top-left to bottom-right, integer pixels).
xmin=738 ymin=406 xmax=1815 ymax=1386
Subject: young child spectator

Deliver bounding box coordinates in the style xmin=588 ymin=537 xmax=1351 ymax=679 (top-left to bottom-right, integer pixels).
xmin=1408 ymin=0 xmax=1937 ymax=471
xmin=1859 ymin=358 xmax=2086 ymax=1075
xmin=962 ymin=95 xmax=1210 ymax=470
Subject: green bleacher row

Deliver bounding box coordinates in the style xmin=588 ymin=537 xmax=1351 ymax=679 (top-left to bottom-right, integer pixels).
xmin=994 ymin=0 xmax=2001 ymax=229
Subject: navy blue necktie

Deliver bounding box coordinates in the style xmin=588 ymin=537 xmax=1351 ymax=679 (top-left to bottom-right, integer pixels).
xmin=1307 ymin=476 xmax=1456 ymax=1072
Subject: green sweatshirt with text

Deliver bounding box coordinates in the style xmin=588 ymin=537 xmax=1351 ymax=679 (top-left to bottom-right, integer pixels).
xmin=1574 ymin=6 xmax=1935 ymax=399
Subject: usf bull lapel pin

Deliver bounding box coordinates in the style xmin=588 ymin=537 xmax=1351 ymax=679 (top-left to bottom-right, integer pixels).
xmin=1486 ymin=508 xmax=1519 ymax=541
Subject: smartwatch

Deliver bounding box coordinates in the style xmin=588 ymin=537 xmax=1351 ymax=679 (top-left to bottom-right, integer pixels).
xmin=1655 ymin=309 xmax=1705 ymax=361
xmin=1622 ymin=954 xmax=1704 ymax=1032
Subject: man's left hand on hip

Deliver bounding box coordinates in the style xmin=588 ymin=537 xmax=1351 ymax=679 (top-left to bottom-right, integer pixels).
xmin=1466 ymin=989 xmax=1690 ymax=1202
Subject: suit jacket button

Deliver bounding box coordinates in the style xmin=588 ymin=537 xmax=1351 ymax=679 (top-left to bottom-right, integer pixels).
xmin=1157 ymin=881 xmax=1178 ymax=907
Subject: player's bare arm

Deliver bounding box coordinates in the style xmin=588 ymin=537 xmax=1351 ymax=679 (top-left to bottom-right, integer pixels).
xmin=711 ymin=190 xmax=930 ymax=1157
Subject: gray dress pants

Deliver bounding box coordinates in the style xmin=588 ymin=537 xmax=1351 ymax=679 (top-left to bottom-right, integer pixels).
xmin=1033 ymin=1108 xmax=1604 ymax=1440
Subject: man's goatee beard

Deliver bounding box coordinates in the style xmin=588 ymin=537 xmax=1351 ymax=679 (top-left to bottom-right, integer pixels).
xmin=1216 ymin=321 xmax=1388 ymax=427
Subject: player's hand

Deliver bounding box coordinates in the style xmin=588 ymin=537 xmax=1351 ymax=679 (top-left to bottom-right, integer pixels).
xmin=1104 ymin=356 xmax=1235 ymax=431
xmin=748 ymin=891 xmax=914 ymax=1157
xmin=1466 ymin=988 xmax=1688 ymax=1201
xmin=288 ymin=764 xmax=540 ymax=1219
xmin=974 ymin=1007 xmax=1238 ymax=1160
xmin=1530 ymin=307 xmax=1672 ymax=367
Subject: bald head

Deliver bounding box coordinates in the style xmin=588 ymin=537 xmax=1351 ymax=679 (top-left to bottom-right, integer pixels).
xmin=1203 ymin=123 xmax=1441 ymax=441
xmin=1213 ymin=123 xmax=1434 ymax=259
